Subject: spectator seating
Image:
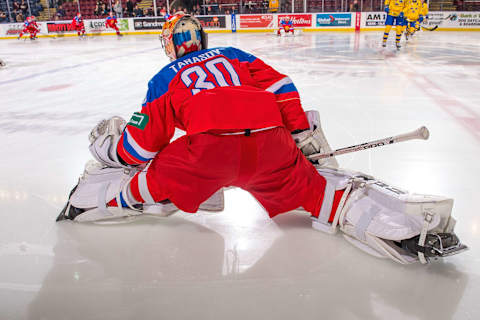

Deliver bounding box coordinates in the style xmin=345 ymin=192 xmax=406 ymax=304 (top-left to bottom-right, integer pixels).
xmin=0 ymin=0 xmax=43 ymax=22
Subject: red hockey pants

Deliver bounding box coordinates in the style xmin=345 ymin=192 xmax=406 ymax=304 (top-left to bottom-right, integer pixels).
xmin=129 ymin=127 xmax=326 ymax=217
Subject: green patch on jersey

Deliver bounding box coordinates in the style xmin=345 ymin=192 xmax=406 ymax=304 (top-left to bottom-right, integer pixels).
xmin=128 ymin=112 xmax=149 ymax=130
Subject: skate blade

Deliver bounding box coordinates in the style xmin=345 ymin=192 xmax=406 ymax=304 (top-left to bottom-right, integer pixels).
xmin=56 ymin=201 xmax=70 ymax=221
xmin=56 ymin=184 xmax=78 ymax=222
xmin=439 ymin=243 xmax=469 ymax=258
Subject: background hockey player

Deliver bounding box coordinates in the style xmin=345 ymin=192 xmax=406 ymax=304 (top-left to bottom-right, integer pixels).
xmin=105 ymin=12 xmax=122 ymax=37
xmin=404 ymin=0 xmax=422 ymax=40
xmin=58 ymin=13 xmax=468 ymax=265
xmin=382 ymin=0 xmax=408 ymax=49
xmin=72 ymin=13 xmax=86 ymax=38
xmin=18 ymin=16 xmax=39 ymax=40
xmin=418 ymin=0 xmax=429 ymax=30
xmin=278 ymin=16 xmax=294 ymax=36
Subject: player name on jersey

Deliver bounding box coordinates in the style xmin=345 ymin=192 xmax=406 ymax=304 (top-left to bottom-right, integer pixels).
xmin=168 ymin=48 xmax=222 ymax=73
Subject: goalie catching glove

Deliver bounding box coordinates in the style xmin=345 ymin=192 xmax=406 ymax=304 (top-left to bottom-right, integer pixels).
xmin=311 ymin=167 xmax=468 ymax=264
xmin=292 ymin=110 xmax=338 ymax=168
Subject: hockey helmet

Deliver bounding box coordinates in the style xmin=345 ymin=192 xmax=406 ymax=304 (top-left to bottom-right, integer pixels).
xmin=160 ymin=12 xmax=208 ymax=61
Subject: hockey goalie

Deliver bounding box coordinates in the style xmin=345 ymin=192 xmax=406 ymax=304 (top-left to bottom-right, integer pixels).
xmin=56 ymin=13 xmax=468 ymax=265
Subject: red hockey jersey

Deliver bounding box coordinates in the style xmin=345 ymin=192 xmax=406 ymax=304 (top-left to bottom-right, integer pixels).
xmin=117 ymin=46 xmax=309 ymax=165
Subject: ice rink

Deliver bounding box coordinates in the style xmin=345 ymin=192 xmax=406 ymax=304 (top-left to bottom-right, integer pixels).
xmin=1 ymin=31 xmax=479 ymax=319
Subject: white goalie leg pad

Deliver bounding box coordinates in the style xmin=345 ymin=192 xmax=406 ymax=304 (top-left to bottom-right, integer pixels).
xmin=88 ymin=116 xmax=128 ymax=168
xmin=312 ymin=167 xmax=457 ymax=264
xmin=69 ymin=161 xmax=225 ymax=221
xmin=292 ymin=110 xmax=338 ymax=168
xmin=68 ymin=161 xmax=143 ymax=222
xmin=199 ymin=188 xmax=225 ymax=212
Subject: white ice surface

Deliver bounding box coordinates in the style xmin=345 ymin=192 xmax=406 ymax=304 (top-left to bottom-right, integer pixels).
xmin=0 ymin=32 xmax=479 ymax=320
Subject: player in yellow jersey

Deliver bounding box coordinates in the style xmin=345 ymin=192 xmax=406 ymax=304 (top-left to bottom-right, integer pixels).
xmin=417 ymin=0 xmax=429 ymax=31
xmin=382 ymin=0 xmax=409 ymax=49
xmin=403 ymin=0 xmax=422 ymax=40
xmin=269 ymin=0 xmax=279 ymax=12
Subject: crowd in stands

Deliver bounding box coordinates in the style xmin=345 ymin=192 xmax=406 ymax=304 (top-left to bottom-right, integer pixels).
xmin=0 ymin=0 xmax=43 ymax=22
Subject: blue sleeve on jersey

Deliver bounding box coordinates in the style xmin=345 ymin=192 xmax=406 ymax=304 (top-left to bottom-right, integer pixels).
xmin=144 ymin=77 xmax=169 ymax=105
xmin=228 ymin=47 xmax=257 ymax=63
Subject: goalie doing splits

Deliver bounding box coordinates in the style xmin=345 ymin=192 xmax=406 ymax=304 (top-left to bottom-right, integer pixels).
xmin=57 ymin=13 xmax=468 ymax=265
xmin=277 ymin=16 xmax=295 ymax=36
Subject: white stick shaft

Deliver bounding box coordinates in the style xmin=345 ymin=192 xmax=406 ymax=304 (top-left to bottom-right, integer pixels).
xmin=307 ymin=126 xmax=430 ymax=161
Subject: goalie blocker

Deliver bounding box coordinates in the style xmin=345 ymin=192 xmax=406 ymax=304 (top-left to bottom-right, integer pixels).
xmin=311 ymin=167 xmax=468 ymax=264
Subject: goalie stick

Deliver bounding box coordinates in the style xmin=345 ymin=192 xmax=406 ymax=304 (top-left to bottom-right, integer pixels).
xmin=307 ymin=126 xmax=430 ymax=161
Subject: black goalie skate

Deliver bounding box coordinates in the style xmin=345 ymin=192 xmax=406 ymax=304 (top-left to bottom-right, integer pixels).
xmin=401 ymin=233 xmax=469 ymax=262
xmin=56 ymin=184 xmax=86 ymax=221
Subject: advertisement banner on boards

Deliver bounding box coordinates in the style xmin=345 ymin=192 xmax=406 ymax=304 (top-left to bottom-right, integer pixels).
xmin=316 ymin=13 xmax=352 ymax=27
xmin=239 ymin=15 xmax=274 ymax=28
xmin=46 ymin=21 xmax=76 ymax=33
xmin=363 ymin=11 xmax=480 ymax=28
xmin=197 ymin=16 xmax=226 ymax=29
xmin=87 ymin=19 xmax=129 ymax=33
xmin=133 ymin=17 xmax=166 ymax=30
xmin=1 ymin=23 xmax=27 ymax=35
xmin=0 ymin=22 xmax=45 ymax=36
xmin=277 ymin=14 xmax=312 ymax=27
xmin=435 ymin=12 xmax=480 ymax=27
xmin=364 ymin=12 xmax=386 ymax=26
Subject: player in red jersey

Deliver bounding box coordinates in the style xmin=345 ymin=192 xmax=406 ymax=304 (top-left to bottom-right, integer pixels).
xmin=105 ymin=11 xmax=122 ymax=36
xmin=72 ymin=13 xmax=86 ymax=38
xmin=58 ymin=13 xmax=331 ymax=221
xmin=57 ymin=13 xmax=468 ymax=265
xmin=18 ymin=16 xmax=39 ymax=40
xmin=277 ymin=16 xmax=294 ymax=36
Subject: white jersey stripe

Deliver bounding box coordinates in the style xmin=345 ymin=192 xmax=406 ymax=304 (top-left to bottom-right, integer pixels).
xmin=125 ymin=127 xmax=158 ymax=160
xmin=265 ymin=76 xmax=293 ymax=94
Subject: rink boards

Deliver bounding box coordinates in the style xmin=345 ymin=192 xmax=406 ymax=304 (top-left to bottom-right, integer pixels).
xmin=1 ymin=11 xmax=479 ymax=39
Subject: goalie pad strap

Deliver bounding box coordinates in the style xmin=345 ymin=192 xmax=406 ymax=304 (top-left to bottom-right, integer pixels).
xmin=355 ymin=205 xmax=380 ymax=242
xmin=97 ymin=182 xmax=112 ymax=217
xmin=318 ymin=177 xmax=337 ymax=224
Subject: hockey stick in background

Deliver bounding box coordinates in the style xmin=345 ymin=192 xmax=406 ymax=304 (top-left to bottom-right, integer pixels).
xmin=421 ymin=25 xmax=438 ymax=31
xmin=307 ymin=126 xmax=430 ymax=161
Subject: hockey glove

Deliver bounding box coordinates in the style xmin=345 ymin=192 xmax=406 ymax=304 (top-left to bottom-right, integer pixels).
xmin=89 ymin=116 xmax=129 ymax=168
xmin=385 ymin=6 xmax=389 ymax=13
